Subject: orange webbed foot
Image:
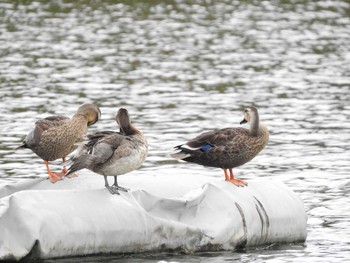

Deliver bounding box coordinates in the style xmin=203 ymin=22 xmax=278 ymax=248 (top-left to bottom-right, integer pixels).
xmin=45 ymin=161 xmax=63 ymax=183
xmin=58 ymin=166 xmax=77 ymax=178
xmin=223 ymin=168 xmax=248 ymax=187
xmin=226 ymin=178 xmax=248 ymax=187
xmin=48 ymin=171 xmax=63 ymax=183
xmin=61 ymin=166 xmax=67 ymax=175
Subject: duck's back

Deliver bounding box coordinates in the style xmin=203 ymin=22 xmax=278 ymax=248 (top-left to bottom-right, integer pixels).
xmin=26 ymin=115 xmax=87 ymax=161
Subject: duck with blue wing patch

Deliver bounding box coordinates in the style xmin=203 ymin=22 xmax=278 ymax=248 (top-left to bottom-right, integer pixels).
xmin=171 ymin=106 xmax=269 ymax=186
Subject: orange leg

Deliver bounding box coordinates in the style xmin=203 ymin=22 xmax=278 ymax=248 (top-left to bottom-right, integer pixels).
xmin=223 ymin=169 xmax=230 ymax=181
xmin=229 ymin=168 xmax=234 ymax=180
xmin=224 ymin=168 xmax=248 ymax=187
xmin=60 ymin=157 xmax=67 ymax=175
xmin=45 ymin=160 xmax=63 ymax=183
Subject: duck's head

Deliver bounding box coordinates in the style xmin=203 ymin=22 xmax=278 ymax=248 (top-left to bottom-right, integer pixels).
xmin=240 ymin=106 xmax=258 ymax=125
xmin=116 ymin=108 xmax=131 ymax=134
xmin=77 ymin=103 xmax=101 ymax=126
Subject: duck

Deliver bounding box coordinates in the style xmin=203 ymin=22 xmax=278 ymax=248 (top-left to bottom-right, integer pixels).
xmin=171 ymin=106 xmax=269 ymax=186
xmin=16 ymin=103 xmax=101 ymax=183
xmin=66 ymin=108 xmax=148 ymax=194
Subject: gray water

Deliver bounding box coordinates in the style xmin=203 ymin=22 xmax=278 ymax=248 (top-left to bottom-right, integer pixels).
xmin=0 ymin=0 xmax=349 ymax=262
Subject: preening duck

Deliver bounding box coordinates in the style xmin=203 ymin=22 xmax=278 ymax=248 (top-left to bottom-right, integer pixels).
xmin=16 ymin=103 xmax=101 ymax=183
xmin=66 ymin=108 xmax=148 ymax=194
xmin=171 ymin=106 xmax=269 ymax=186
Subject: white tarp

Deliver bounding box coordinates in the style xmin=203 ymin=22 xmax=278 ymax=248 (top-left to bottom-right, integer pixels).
xmin=0 ymin=172 xmax=307 ymax=261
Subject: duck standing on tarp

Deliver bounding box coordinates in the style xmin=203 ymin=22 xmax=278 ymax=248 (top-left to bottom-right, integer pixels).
xmin=171 ymin=106 xmax=269 ymax=186
xmin=66 ymin=108 xmax=148 ymax=194
xmin=16 ymin=103 xmax=101 ymax=183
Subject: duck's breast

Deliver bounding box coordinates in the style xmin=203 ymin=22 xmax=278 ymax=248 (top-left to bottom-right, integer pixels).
xmin=224 ymin=125 xmax=269 ymax=167
xmin=99 ymin=141 xmax=148 ymax=176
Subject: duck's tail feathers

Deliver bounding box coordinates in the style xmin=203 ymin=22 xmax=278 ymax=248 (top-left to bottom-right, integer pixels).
xmin=67 ymin=142 xmax=88 ymax=164
xmin=170 ymin=144 xmax=200 ymax=159
xmin=66 ymin=154 xmax=90 ymax=176
xmin=15 ymin=142 xmax=28 ymax=150
xmin=170 ymin=151 xmax=191 ymax=159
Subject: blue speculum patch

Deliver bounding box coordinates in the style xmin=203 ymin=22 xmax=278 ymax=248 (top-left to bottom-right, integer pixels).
xmin=200 ymin=144 xmax=214 ymax=152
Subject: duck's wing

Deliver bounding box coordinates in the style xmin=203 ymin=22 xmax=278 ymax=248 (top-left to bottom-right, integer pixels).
xmin=66 ymin=132 xmax=127 ymax=175
xmin=87 ymin=131 xmax=117 ymax=140
xmin=208 ymin=127 xmax=250 ymax=146
xmin=35 ymin=116 xmax=70 ymax=131
xmin=90 ymin=133 xmax=127 ymax=163
xmin=19 ymin=116 xmax=69 ymax=149
xmin=85 ymin=131 xmax=118 ymax=152
xmin=185 ymin=127 xmax=249 ymax=148
xmin=172 ymin=127 xmax=249 ymax=159
xmin=42 ymin=115 xmax=69 ymax=122
xmin=68 ymin=131 xmax=120 ymax=162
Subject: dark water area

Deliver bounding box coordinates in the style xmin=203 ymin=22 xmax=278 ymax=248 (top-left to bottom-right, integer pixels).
xmin=0 ymin=0 xmax=349 ymax=262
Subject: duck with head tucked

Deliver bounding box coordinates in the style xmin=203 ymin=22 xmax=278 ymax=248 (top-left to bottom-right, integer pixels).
xmin=16 ymin=103 xmax=101 ymax=183
xmin=171 ymin=106 xmax=269 ymax=186
xmin=66 ymin=108 xmax=148 ymax=194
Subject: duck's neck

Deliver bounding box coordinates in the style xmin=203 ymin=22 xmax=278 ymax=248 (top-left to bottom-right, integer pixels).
xmin=249 ymin=114 xmax=260 ymax=137
xmin=72 ymin=114 xmax=89 ymax=126
xmin=120 ymin=123 xmax=141 ymax=136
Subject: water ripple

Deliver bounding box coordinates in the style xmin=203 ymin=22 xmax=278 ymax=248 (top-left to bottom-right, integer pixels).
xmin=0 ymin=0 xmax=349 ymax=262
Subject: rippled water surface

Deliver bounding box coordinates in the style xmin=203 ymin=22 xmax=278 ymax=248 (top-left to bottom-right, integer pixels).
xmin=0 ymin=0 xmax=349 ymax=262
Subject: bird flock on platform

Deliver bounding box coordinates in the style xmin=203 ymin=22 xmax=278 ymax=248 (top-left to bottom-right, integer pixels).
xmin=17 ymin=103 xmax=269 ymax=194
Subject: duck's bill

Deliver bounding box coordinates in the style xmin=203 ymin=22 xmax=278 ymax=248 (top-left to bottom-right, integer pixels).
xmin=240 ymin=119 xmax=248 ymax=125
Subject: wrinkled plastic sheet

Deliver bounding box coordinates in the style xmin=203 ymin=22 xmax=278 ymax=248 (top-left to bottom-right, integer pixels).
xmin=0 ymin=173 xmax=307 ymax=261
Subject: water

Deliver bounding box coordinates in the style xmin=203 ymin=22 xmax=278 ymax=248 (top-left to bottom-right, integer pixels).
xmin=0 ymin=0 xmax=349 ymax=262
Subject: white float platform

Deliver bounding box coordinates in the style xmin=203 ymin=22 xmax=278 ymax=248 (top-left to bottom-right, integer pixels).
xmin=0 ymin=172 xmax=307 ymax=261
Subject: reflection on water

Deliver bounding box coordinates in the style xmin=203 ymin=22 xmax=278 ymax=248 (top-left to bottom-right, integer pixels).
xmin=0 ymin=0 xmax=349 ymax=262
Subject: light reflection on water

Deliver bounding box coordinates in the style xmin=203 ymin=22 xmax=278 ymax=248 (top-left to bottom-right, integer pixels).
xmin=0 ymin=0 xmax=349 ymax=262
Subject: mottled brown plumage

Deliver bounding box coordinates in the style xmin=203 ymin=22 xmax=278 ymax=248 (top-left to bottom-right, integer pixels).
xmin=17 ymin=103 xmax=101 ymax=183
xmin=171 ymin=106 xmax=269 ymax=186
xmin=66 ymin=108 xmax=148 ymax=194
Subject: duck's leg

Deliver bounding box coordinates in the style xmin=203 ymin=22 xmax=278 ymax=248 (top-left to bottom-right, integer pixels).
xmin=61 ymin=157 xmax=67 ymax=175
xmin=104 ymin=175 xmax=120 ymax=195
xmin=228 ymin=168 xmax=248 ymax=187
xmin=112 ymin=176 xmax=129 ymax=192
xmin=45 ymin=160 xmax=63 ymax=183
xmin=223 ymin=169 xmax=230 ymax=181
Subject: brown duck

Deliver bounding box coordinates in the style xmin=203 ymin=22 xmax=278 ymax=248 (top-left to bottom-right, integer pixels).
xmin=66 ymin=108 xmax=148 ymax=194
xmin=171 ymin=106 xmax=269 ymax=186
xmin=17 ymin=103 xmax=101 ymax=183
